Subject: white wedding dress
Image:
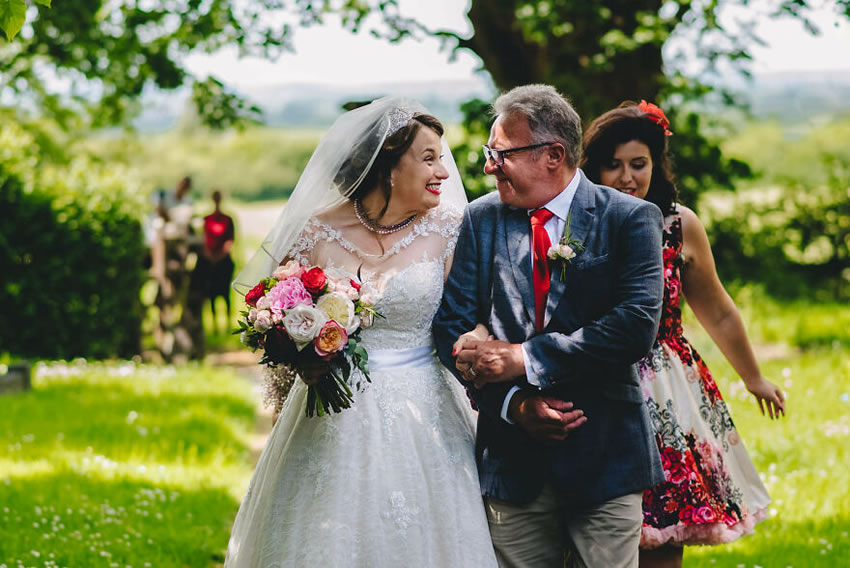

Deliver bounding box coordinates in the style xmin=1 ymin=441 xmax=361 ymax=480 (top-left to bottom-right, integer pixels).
xmin=225 ymin=205 xmax=498 ymax=567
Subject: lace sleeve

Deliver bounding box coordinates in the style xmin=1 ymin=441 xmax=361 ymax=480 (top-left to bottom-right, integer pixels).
xmin=434 ymin=204 xmax=463 ymax=268
xmin=284 ymin=217 xmax=323 ymax=266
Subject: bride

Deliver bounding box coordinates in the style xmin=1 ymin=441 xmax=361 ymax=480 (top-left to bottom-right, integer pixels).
xmin=226 ymin=98 xmax=498 ymax=566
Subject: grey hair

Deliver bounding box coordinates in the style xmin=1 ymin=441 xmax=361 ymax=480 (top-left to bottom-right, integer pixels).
xmin=492 ymin=84 xmax=582 ymax=168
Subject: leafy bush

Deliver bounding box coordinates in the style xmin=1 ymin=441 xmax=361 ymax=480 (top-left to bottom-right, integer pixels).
xmin=703 ymin=117 xmax=850 ymax=301
xmin=0 ymin=123 xmax=147 ymax=359
xmin=703 ymin=184 xmax=849 ymax=301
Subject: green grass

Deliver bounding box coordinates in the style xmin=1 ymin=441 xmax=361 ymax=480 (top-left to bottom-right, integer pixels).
xmin=0 ymin=361 xmax=257 ymax=567
xmin=679 ymin=293 xmax=850 ymax=567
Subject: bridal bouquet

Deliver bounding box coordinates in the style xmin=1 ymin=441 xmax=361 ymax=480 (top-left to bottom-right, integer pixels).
xmin=236 ymin=260 xmax=380 ymax=417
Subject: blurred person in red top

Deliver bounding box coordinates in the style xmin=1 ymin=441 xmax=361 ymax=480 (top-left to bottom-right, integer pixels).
xmin=197 ymin=189 xmax=235 ymax=332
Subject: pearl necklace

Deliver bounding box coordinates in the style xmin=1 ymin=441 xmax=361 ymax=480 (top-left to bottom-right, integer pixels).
xmin=354 ymin=199 xmax=416 ymax=234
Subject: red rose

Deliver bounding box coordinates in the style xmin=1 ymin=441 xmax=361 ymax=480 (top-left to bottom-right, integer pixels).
xmin=245 ymin=282 xmax=266 ymax=307
xmin=301 ymin=267 xmax=327 ymax=295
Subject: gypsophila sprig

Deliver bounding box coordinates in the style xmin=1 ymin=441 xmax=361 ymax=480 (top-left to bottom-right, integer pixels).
xmin=235 ymin=260 xmax=380 ymax=417
xmin=547 ymin=214 xmax=584 ymax=281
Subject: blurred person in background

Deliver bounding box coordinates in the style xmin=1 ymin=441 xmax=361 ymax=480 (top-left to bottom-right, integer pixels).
xmin=194 ymin=189 xmax=235 ymax=334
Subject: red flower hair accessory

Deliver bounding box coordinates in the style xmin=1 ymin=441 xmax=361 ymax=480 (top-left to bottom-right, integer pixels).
xmin=638 ymin=100 xmax=673 ymax=136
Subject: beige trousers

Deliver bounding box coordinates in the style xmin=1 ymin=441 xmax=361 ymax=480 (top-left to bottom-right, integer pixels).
xmin=485 ymin=485 xmax=643 ymax=568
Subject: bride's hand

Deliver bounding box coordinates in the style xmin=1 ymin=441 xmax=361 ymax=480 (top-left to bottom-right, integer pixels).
xmin=452 ymin=324 xmax=492 ymax=358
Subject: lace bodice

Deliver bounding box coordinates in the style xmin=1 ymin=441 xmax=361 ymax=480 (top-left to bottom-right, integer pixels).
xmin=285 ymin=204 xmax=461 ymax=350
xmin=360 ymin=260 xmax=446 ymax=350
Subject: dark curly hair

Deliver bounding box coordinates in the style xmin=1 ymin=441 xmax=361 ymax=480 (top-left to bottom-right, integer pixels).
xmin=580 ymin=102 xmax=678 ymax=215
xmin=347 ymin=113 xmax=444 ymax=220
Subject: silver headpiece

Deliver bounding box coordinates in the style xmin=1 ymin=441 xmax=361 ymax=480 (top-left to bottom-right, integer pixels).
xmin=387 ymin=107 xmax=416 ymax=136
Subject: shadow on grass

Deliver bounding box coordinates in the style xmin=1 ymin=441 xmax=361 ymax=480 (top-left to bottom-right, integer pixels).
xmin=1 ymin=378 xmax=255 ymax=463
xmin=0 ymin=469 xmax=239 ymax=567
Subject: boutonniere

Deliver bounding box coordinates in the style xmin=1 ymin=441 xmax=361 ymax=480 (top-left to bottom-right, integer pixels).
xmin=546 ymin=215 xmax=584 ymax=281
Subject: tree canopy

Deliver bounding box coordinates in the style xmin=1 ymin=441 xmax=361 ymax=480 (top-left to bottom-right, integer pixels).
xmin=3 ymin=0 xmax=848 ymax=128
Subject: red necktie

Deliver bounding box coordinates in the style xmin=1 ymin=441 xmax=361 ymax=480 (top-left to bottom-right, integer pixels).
xmin=530 ymin=208 xmax=554 ymax=332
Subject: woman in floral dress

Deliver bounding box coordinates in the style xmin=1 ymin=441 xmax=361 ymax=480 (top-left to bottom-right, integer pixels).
xmin=581 ymin=101 xmax=786 ymax=567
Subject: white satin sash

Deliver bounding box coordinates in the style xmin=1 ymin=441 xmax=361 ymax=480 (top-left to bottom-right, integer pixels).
xmin=367 ymin=346 xmax=435 ymax=371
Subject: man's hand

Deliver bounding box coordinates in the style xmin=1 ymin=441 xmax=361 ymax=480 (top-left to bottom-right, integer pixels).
xmin=509 ymin=391 xmax=587 ymax=442
xmin=455 ymin=339 xmax=525 ymax=388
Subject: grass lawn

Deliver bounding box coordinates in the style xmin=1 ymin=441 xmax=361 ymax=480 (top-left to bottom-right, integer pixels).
xmin=680 ymin=294 xmax=850 ymax=567
xmin=0 ymin=361 xmax=257 ymax=568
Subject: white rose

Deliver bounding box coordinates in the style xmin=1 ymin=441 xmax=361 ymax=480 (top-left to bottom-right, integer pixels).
xmin=559 ymin=244 xmax=576 ymax=260
xmin=359 ymin=292 xmax=376 ymax=307
xmin=344 ymin=285 xmax=360 ymax=301
xmin=283 ymin=304 xmax=328 ymax=350
xmin=316 ymin=292 xmax=358 ymax=333
xmin=247 ymin=308 xmax=258 ymax=324
xmin=253 ymin=310 xmax=273 ymax=333
xmin=256 ymin=295 xmax=271 ymax=311
xmin=547 ymin=246 xmax=559 ymax=260
xmin=272 ymin=311 xmax=284 ymax=324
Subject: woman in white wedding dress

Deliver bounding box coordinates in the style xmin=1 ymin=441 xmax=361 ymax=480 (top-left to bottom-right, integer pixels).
xmin=226 ymin=98 xmax=498 ymax=567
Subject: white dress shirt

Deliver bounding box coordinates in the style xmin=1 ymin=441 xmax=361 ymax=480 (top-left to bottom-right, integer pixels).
xmin=500 ymin=169 xmax=581 ymax=423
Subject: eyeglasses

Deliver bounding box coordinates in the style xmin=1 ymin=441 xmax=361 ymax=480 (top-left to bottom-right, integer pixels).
xmin=482 ymin=142 xmax=554 ymax=167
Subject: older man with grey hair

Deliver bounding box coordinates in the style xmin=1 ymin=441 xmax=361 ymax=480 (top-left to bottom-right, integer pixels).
xmin=434 ymin=84 xmax=665 ymax=567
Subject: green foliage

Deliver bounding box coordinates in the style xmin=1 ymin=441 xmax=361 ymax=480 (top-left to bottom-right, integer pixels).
xmin=0 ymin=0 xmax=26 ymax=40
xmin=0 ymin=361 xmax=257 ymax=566
xmin=666 ymin=109 xmax=752 ymax=208
xmin=191 ymin=77 xmax=263 ymax=130
xmin=0 ymin=0 xmax=416 ymax=128
xmin=701 ymin=117 xmax=850 ymax=300
xmin=0 ymin=123 xmax=148 ymax=359
xmin=449 ymin=98 xmax=495 ymax=201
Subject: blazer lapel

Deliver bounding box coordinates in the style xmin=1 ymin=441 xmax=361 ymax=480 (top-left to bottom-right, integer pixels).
xmin=504 ymin=207 xmax=536 ymax=325
xmin=545 ymin=172 xmax=596 ymax=327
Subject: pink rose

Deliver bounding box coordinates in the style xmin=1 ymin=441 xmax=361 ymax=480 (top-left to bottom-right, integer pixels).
xmin=314 ymin=320 xmax=348 ymax=359
xmin=266 ymin=277 xmax=313 ymax=315
xmin=695 ymin=506 xmax=718 ymax=523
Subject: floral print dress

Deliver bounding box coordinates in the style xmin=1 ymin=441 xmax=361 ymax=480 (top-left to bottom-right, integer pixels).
xmin=638 ymin=205 xmax=770 ymax=548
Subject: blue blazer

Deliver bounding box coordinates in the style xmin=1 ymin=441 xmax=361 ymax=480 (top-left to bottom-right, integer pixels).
xmin=434 ymin=171 xmax=665 ymax=507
